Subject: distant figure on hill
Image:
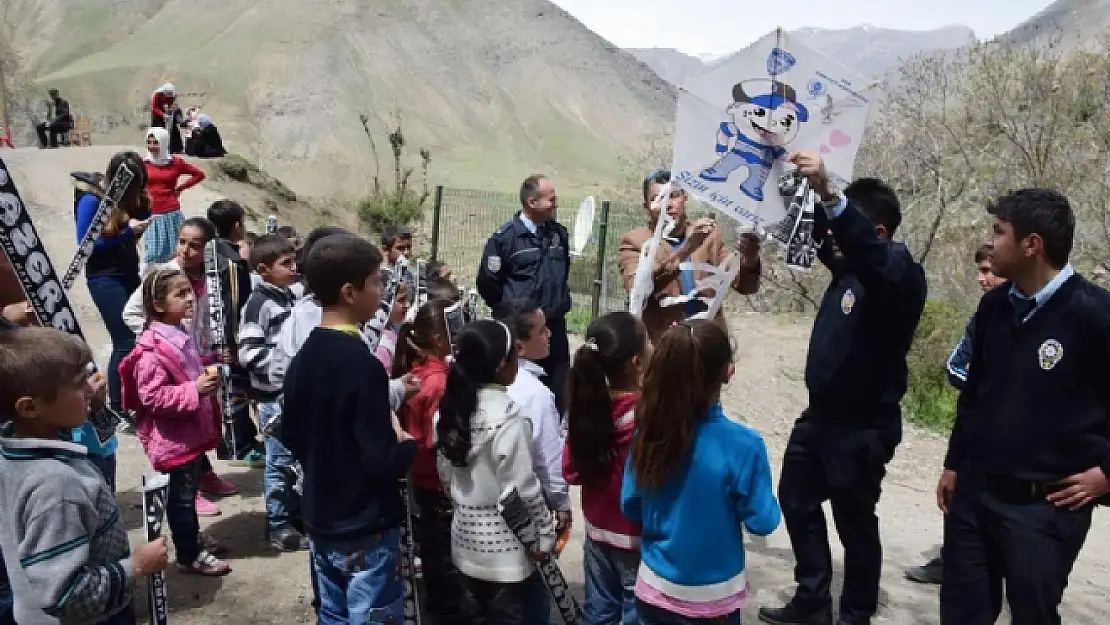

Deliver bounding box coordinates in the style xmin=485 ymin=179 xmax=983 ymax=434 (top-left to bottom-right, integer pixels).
xmin=186 ymin=114 xmax=227 ymax=158
xmin=141 ymin=127 xmax=206 ymax=273
xmin=35 ymin=89 xmax=74 ymax=149
xmin=150 ymin=83 xmax=185 ymax=154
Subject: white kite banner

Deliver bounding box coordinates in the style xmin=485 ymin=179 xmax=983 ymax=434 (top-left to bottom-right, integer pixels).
xmin=671 ymin=29 xmax=879 ymax=231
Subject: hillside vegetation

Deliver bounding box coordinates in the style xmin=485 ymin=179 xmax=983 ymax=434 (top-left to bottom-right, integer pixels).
xmin=1 ymin=0 xmax=674 ymax=198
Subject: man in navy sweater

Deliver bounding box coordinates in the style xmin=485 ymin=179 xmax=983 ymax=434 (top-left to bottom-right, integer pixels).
xmin=758 ymin=153 xmax=927 ymax=625
xmin=937 ymin=189 xmax=1110 ymax=624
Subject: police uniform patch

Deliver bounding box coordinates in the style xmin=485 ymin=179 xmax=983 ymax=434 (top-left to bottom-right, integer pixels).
xmin=1038 ymin=338 xmax=1063 ymax=370
xmin=487 ymin=255 xmax=501 ymax=272
xmin=840 ymin=288 xmax=855 ymax=315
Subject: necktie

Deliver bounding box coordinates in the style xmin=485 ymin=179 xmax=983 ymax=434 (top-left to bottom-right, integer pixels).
xmin=1010 ymin=294 xmax=1036 ymax=324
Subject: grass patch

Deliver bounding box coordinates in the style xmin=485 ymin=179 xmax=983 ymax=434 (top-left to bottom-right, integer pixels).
xmin=215 ymin=153 xmax=297 ymax=202
xmin=565 ymin=305 xmax=593 ymax=336
xmin=902 ymin=299 xmax=967 ymax=432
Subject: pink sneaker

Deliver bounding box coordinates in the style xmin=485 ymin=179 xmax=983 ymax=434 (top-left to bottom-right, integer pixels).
xmin=195 ymin=494 xmax=221 ymax=517
xmin=199 ymin=472 xmax=238 ymax=497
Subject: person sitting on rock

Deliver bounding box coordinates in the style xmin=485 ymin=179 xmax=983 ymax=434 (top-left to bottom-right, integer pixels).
xmin=35 ymin=89 xmax=74 ymax=149
xmin=185 ymin=114 xmax=227 ymax=158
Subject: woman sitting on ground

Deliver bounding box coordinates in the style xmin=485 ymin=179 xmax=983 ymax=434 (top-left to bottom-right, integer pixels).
xmin=186 ymin=114 xmax=227 ymax=158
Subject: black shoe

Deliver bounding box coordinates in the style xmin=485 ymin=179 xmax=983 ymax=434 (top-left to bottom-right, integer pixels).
xmin=269 ymin=526 xmax=309 ymax=552
xmin=904 ymin=556 xmax=943 ymax=584
xmin=758 ymin=603 xmax=833 ymax=625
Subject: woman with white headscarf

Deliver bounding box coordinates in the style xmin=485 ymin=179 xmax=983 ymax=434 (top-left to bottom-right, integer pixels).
xmin=151 ymin=82 xmax=185 ymax=154
xmin=141 ymin=127 xmax=205 ymax=273
xmin=185 ymin=113 xmax=227 ymax=158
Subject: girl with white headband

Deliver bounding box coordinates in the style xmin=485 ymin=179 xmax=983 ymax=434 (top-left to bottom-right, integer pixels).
xmin=435 ymin=318 xmax=556 ymax=623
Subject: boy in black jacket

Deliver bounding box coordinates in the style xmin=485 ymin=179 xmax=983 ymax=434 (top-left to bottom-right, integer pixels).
xmin=206 ymin=201 xmax=264 ymax=466
xmin=282 ymin=233 xmax=416 ymax=622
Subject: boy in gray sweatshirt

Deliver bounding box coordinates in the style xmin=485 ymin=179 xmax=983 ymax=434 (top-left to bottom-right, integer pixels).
xmin=0 ymin=327 xmax=168 ymax=625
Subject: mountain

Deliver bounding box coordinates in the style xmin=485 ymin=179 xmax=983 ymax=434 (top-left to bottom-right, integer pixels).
xmin=629 ymin=24 xmax=976 ymax=86
xmin=999 ymin=0 xmax=1110 ymax=50
xmin=3 ymin=0 xmax=675 ymax=198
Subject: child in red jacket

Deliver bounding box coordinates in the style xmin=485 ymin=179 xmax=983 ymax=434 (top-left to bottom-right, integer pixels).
xmin=394 ymin=297 xmax=483 ymax=624
xmin=563 ymin=312 xmax=652 ymax=624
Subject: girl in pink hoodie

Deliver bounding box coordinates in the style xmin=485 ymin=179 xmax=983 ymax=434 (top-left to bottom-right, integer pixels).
xmin=563 ymin=311 xmax=653 ymax=624
xmin=119 ymin=268 xmax=232 ymax=576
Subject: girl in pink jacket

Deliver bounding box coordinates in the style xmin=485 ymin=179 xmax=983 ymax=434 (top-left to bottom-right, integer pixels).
xmin=119 ymin=267 xmax=232 ymax=576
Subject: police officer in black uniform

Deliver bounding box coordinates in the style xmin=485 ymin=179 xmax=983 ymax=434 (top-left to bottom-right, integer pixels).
xmin=938 ymin=188 xmax=1110 ymax=625
xmin=477 ymin=173 xmax=572 ymax=412
xmin=758 ymin=152 xmax=927 ymax=625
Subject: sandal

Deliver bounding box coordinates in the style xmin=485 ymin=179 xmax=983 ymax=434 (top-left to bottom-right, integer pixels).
xmin=177 ymin=550 xmax=231 ymax=576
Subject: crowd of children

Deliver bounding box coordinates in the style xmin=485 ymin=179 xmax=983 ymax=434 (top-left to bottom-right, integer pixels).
xmin=0 ymin=185 xmax=781 ymax=624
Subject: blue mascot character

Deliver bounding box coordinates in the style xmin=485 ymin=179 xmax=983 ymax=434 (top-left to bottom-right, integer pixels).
xmin=699 ymin=79 xmax=809 ymax=202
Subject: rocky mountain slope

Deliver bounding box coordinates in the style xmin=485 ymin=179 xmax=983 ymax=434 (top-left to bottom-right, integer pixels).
xmin=999 ymin=0 xmax=1110 ymax=50
xmin=4 ymin=0 xmax=675 ymax=197
xmin=630 ymin=24 xmax=976 ymax=86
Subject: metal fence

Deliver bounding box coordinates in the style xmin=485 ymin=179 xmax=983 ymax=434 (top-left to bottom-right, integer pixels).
xmin=428 ymin=186 xmax=647 ymax=325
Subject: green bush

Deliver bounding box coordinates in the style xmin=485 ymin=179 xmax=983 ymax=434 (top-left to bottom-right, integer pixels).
xmin=216 ymin=153 xmax=258 ymax=182
xmin=356 ymin=196 xmax=425 ymax=232
xmin=902 ymin=299 xmax=968 ymax=431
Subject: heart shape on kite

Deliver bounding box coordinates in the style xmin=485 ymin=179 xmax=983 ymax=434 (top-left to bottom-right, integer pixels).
xmin=829 ymin=129 xmax=851 ymax=147
xmin=820 ymin=144 xmax=831 ymax=154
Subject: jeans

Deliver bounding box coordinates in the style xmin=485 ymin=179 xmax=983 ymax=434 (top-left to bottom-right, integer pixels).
xmin=412 ymin=487 xmax=483 ymax=624
xmin=583 ymin=537 xmax=639 ymax=624
xmin=259 ymin=401 xmax=299 ymax=531
xmin=166 ymin=457 xmax=204 ymax=565
xmin=87 ymin=275 xmax=140 ymax=411
xmin=466 ymin=571 xmax=552 ymax=625
xmin=636 ymin=599 xmax=741 ymax=624
xmin=310 ymin=528 xmax=405 ymax=624
xmin=0 ymin=575 xmax=11 ymax=625
xmin=89 ymin=453 xmax=118 ymax=493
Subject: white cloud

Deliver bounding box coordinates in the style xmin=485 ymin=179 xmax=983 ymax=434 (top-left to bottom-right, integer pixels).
xmin=551 ymin=0 xmax=1058 ymax=55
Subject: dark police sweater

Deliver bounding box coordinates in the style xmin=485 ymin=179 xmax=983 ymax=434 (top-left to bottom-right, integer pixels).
xmin=804 ymin=200 xmax=927 ymax=420
xmin=944 ymin=274 xmax=1110 ymax=482
xmin=281 ymin=327 xmax=417 ymax=538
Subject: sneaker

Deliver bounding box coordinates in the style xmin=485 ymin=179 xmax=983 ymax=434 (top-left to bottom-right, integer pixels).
xmin=195 ymin=494 xmax=221 ymax=517
xmin=758 ymin=603 xmax=833 ymax=625
xmin=228 ymin=447 xmax=265 ymax=469
xmin=905 ymin=556 xmax=943 ymax=584
xmin=199 ymin=472 xmax=239 ymax=496
xmin=269 ymin=526 xmax=309 ymax=552
xmin=177 ymin=550 xmax=231 ymax=576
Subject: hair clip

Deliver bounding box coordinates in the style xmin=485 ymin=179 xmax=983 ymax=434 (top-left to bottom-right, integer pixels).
xmin=583 ymin=337 xmax=599 ymax=352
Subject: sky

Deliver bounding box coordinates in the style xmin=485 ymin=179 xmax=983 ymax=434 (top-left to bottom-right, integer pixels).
xmin=551 ymin=0 xmax=1059 ymax=57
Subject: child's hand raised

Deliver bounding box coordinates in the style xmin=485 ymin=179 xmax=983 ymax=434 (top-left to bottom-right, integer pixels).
xmin=195 ymin=368 xmax=220 ymax=396
xmin=130 ymin=536 xmax=169 ymax=575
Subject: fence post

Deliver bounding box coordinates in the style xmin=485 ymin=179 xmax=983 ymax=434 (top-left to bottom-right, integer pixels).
xmin=430 ymin=185 xmax=444 ymax=262
xmin=590 ymin=200 xmax=611 ymax=320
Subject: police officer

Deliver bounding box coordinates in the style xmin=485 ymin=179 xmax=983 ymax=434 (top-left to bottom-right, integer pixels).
xmin=477 ymin=173 xmax=572 ymax=412
xmin=758 ymin=152 xmax=927 ymax=625
xmin=938 ymin=189 xmax=1110 ymax=624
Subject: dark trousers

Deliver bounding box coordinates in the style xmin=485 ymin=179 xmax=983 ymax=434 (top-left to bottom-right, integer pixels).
xmin=88 ymin=275 xmax=140 ymax=412
xmin=36 ymin=120 xmax=72 ymax=147
xmin=636 ymin=599 xmax=741 ymax=624
xmin=413 ymin=487 xmax=483 ymax=624
xmin=166 ymin=457 xmax=204 ymax=565
xmin=465 ymin=572 xmax=551 ymax=625
xmin=939 ymin=470 xmax=1092 ymax=625
xmin=778 ymin=412 xmax=899 ymax=624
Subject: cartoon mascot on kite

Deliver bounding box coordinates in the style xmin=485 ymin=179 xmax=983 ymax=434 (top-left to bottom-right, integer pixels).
xmin=698 ymin=79 xmax=809 ymax=202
